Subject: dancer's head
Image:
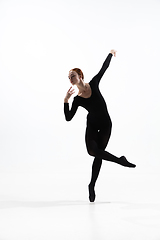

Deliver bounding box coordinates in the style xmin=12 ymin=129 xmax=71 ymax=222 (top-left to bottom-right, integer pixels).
xmin=68 ymin=68 xmax=84 ymax=85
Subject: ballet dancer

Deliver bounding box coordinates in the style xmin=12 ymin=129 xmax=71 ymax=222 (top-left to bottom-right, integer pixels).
xmin=64 ymin=49 xmax=136 ymax=202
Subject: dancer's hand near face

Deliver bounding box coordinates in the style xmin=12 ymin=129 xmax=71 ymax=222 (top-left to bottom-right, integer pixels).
xmin=110 ymin=49 xmax=117 ymax=57
xmin=64 ymin=87 xmax=75 ymax=103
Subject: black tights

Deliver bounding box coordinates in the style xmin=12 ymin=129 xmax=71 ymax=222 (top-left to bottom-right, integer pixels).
xmin=85 ymin=124 xmax=112 ymax=188
xmin=85 ymin=123 xmax=136 ymax=201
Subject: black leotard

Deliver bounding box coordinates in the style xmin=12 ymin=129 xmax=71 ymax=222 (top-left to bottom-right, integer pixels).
xmin=64 ymin=52 xmax=135 ymax=202
xmin=64 ymin=53 xmax=113 ymax=126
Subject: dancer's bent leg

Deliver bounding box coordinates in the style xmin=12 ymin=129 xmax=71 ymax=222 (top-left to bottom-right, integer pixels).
xmin=85 ymin=125 xmax=136 ymax=168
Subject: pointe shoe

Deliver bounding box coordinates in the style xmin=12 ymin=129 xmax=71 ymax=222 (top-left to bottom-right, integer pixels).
xmin=88 ymin=184 xmax=96 ymax=202
xmin=119 ymin=156 xmax=136 ymax=168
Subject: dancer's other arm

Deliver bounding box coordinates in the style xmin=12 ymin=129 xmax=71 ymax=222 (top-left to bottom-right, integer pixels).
xmin=64 ymin=87 xmax=79 ymax=121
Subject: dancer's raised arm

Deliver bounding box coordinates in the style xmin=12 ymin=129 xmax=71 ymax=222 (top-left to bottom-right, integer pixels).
xmin=91 ymin=49 xmax=117 ymax=86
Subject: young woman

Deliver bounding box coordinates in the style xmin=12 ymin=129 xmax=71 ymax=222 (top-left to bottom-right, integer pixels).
xmin=64 ymin=49 xmax=136 ymax=202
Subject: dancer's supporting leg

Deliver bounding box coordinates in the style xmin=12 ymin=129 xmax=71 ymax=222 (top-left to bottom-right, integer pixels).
xmin=89 ymin=158 xmax=102 ymax=202
xmin=88 ymin=126 xmax=112 ymax=202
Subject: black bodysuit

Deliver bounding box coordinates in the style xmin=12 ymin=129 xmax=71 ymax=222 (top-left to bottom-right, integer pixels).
xmin=64 ymin=53 xmax=135 ymax=202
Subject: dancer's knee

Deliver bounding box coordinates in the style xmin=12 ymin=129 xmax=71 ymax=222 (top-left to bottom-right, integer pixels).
xmin=87 ymin=147 xmax=98 ymax=157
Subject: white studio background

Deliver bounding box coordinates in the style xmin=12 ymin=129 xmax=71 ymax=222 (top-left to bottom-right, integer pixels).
xmin=0 ymin=0 xmax=160 ymax=178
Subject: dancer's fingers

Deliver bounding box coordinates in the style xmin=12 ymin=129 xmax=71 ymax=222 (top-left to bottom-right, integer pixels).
xmin=67 ymin=87 xmax=75 ymax=97
xmin=70 ymin=89 xmax=75 ymax=94
xmin=67 ymin=87 xmax=72 ymax=93
xmin=110 ymin=49 xmax=117 ymax=57
xmin=64 ymin=87 xmax=73 ymax=102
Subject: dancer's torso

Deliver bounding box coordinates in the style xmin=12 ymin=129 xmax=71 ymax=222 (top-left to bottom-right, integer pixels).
xmin=74 ymin=79 xmax=111 ymax=129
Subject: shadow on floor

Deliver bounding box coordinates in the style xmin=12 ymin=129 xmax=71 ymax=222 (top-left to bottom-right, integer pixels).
xmin=1 ymin=199 xmax=160 ymax=211
xmin=0 ymin=200 xmax=112 ymax=209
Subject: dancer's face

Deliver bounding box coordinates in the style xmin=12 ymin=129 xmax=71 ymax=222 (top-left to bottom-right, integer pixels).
xmin=68 ymin=71 xmax=81 ymax=85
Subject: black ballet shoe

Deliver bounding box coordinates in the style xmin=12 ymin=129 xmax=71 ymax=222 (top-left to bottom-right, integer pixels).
xmin=119 ymin=156 xmax=136 ymax=168
xmin=88 ymin=184 xmax=96 ymax=202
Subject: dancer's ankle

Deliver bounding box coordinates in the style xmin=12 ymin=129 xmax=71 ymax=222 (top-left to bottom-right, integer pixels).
xmin=88 ymin=184 xmax=96 ymax=202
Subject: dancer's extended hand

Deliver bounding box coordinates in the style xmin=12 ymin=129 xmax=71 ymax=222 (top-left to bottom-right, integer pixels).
xmin=64 ymin=87 xmax=75 ymax=103
xmin=110 ymin=49 xmax=117 ymax=57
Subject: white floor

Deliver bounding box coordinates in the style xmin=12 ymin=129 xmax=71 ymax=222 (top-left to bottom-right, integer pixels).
xmin=0 ymin=171 xmax=160 ymax=240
